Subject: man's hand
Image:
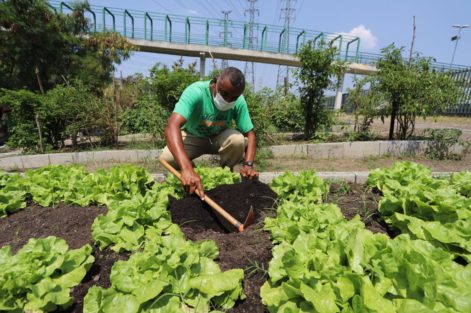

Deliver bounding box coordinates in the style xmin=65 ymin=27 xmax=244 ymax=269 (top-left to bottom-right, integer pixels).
xmin=181 ymin=168 xmax=205 ymax=200
xmin=240 ymin=165 xmax=259 ymax=179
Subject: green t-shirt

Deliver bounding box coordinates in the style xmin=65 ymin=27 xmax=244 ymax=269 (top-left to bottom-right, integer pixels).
xmin=173 ymin=80 xmax=254 ymax=137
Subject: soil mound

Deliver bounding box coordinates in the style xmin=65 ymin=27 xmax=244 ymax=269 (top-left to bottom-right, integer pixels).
xmin=0 ymin=203 xmax=106 ymax=253
xmin=169 ymin=179 xmax=278 ymax=313
xmin=169 ymin=179 xmax=277 ymax=233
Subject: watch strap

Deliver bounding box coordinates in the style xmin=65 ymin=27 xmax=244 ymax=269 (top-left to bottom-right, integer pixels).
xmin=243 ymin=160 xmax=254 ymax=167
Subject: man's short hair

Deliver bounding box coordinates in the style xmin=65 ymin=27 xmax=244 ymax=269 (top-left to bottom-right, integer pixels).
xmin=220 ymin=67 xmax=245 ymax=91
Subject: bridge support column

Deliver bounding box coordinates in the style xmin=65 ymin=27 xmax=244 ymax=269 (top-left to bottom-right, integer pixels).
xmin=199 ymin=52 xmax=206 ymax=79
xmin=334 ymin=71 xmax=345 ymax=110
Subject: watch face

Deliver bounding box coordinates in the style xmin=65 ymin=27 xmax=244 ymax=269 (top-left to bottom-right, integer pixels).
xmin=243 ymin=161 xmax=253 ymax=167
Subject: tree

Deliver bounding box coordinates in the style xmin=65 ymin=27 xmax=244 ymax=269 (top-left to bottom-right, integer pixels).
xmin=346 ymin=76 xmax=385 ymax=139
xmin=296 ymin=40 xmax=343 ymax=139
xmin=0 ymin=0 xmax=132 ymax=93
xmin=375 ymin=45 xmax=463 ymax=139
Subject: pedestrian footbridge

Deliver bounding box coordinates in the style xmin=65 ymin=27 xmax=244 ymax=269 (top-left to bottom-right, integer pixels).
xmin=48 ymin=0 xmax=468 ymax=76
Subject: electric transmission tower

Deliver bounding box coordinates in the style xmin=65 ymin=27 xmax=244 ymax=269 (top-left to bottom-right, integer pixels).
xmin=276 ymin=0 xmax=296 ymax=94
xmin=244 ymin=0 xmax=259 ymax=89
xmin=220 ymin=10 xmax=232 ymax=69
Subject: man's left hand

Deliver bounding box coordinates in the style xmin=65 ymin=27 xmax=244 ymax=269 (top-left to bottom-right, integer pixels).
xmin=240 ymin=165 xmax=259 ymax=179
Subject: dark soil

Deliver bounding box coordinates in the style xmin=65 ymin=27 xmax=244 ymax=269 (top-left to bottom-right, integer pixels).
xmin=0 ymin=203 xmax=106 ymax=252
xmin=326 ymin=182 xmax=394 ymax=236
xmin=0 ymin=180 xmax=390 ymax=313
xmin=168 ymin=179 xmax=278 ymax=313
xmin=0 ymin=203 xmax=129 ymax=313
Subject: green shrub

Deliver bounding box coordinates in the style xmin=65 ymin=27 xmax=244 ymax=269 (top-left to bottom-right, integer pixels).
xmin=0 ymin=85 xmax=103 ymax=152
xmin=270 ymin=92 xmax=304 ymax=132
xmin=424 ymin=128 xmax=463 ymax=160
xmin=243 ymin=87 xmax=276 ymax=147
xmin=121 ymin=97 xmax=170 ymax=145
xmin=43 ymin=84 xmax=102 ymax=148
xmin=0 ymin=89 xmax=44 ymax=151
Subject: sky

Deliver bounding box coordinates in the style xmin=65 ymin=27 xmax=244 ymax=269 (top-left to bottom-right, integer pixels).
xmin=85 ymin=0 xmax=471 ymax=91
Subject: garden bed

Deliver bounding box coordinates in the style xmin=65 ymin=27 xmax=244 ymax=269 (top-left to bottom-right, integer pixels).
xmin=0 ymin=179 xmax=393 ymax=312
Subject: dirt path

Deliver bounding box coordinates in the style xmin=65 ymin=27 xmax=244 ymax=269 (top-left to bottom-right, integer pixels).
xmin=365 ymin=116 xmax=471 ymax=141
xmin=254 ymin=153 xmax=471 ymax=173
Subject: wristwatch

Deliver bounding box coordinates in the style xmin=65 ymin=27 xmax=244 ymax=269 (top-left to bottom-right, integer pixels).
xmin=243 ymin=160 xmax=254 ymax=167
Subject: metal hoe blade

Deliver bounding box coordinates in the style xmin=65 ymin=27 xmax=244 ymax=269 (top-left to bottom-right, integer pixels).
xmin=238 ymin=205 xmax=255 ymax=233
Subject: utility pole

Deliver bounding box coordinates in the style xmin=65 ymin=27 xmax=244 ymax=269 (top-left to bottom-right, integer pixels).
xmin=276 ymin=0 xmax=296 ymax=94
xmin=244 ymin=0 xmax=259 ymax=89
xmin=220 ymin=10 xmax=232 ymax=69
xmin=408 ymin=16 xmax=416 ymax=65
xmin=450 ymin=24 xmax=469 ymax=67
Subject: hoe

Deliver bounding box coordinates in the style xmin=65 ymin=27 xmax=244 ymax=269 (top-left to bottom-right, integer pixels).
xmin=160 ymin=159 xmax=255 ymax=233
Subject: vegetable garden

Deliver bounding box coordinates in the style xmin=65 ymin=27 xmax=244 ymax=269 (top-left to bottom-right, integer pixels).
xmin=0 ymin=162 xmax=470 ymax=312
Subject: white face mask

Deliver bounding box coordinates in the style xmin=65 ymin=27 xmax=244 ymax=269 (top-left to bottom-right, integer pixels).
xmin=213 ymin=86 xmax=236 ymax=111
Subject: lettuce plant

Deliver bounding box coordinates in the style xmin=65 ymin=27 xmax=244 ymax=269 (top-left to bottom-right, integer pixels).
xmin=0 ymin=237 xmax=94 ymax=312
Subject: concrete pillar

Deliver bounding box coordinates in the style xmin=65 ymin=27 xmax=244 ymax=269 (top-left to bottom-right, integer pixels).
xmin=334 ymin=71 xmax=345 ymax=110
xmin=199 ymin=52 xmax=206 ymax=79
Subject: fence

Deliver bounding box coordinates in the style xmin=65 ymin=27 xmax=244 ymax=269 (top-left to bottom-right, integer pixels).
xmin=335 ymin=68 xmax=471 ymax=116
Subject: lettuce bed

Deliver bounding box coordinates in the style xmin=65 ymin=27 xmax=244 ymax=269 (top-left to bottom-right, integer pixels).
xmin=1 ymin=162 xmax=470 ymax=312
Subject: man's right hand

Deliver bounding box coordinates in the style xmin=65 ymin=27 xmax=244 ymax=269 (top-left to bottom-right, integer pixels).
xmin=181 ymin=168 xmax=205 ymax=200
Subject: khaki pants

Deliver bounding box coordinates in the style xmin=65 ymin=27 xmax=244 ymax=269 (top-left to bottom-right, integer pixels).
xmin=159 ymin=128 xmax=246 ymax=170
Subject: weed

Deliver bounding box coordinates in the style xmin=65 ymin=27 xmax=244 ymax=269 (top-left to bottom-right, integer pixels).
xmin=245 ymin=259 xmax=268 ymax=278
xmin=324 ymin=178 xmax=350 ymax=202
xmin=360 ymin=187 xmax=378 ymax=222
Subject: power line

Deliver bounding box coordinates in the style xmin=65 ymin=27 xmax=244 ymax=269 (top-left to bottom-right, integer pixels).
xmin=272 ymin=0 xmax=281 ymax=25
xmin=224 ymin=0 xmax=245 ymax=21
xmin=150 ymin=0 xmax=172 ymax=14
xmin=213 ymin=1 xmax=243 ymax=36
xmin=194 ymin=0 xmax=244 ymax=48
xmin=237 ymin=0 xmax=247 ymax=13
xmin=294 ymin=0 xmax=305 ymax=24
xmin=196 ymin=0 xmax=223 ymax=18
xmin=174 ymin=0 xmax=189 ymax=13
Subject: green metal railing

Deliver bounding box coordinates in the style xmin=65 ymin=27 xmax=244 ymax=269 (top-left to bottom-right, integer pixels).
xmin=447 ymin=68 xmax=471 ymax=116
xmin=343 ymin=51 xmax=470 ymax=73
xmin=338 ymin=67 xmax=471 ymax=116
xmin=124 ymin=10 xmax=133 ymax=38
